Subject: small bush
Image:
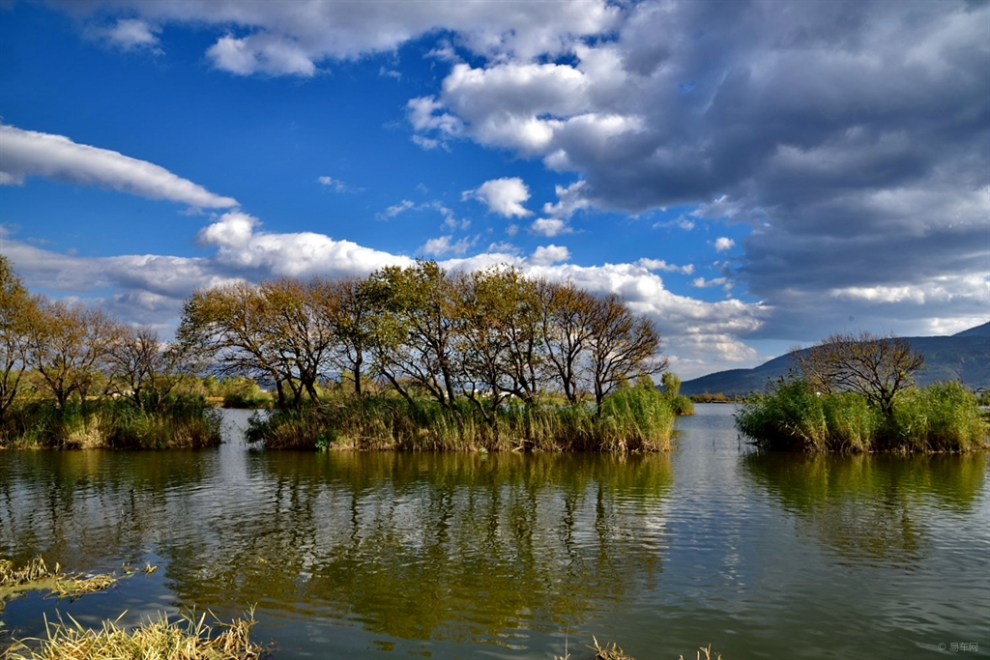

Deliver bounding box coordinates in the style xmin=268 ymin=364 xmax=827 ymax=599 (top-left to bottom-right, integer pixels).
xmin=736 ymin=380 xmax=827 ymax=451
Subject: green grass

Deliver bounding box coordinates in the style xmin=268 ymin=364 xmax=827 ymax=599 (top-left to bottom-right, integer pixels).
xmin=0 ymin=398 xmax=222 ymax=450
xmin=247 ymin=387 xmax=676 ymax=453
xmin=737 ymin=379 xmax=988 ymax=453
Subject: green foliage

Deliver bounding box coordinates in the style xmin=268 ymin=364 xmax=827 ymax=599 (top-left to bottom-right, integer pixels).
xmin=889 ymin=382 xmax=987 ymax=452
xmin=736 ymin=380 xmax=828 ymax=451
xmin=0 ymin=397 xmax=222 ymax=449
xmin=737 ymin=378 xmax=988 ymax=453
xmin=247 ymin=388 xmax=676 ymax=453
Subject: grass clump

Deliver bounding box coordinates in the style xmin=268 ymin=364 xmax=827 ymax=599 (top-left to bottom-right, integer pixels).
xmin=0 ymin=557 xmax=121 ymax=604
xmin=4 ymin=610 xmax=264 ymax=660
xmin=247 ymin=386 xmax=676 ymax=453
xmin=0 ymin=398 xmax=222 ymax=450
xmin=737 ymin=379 xmax=988 ymax=453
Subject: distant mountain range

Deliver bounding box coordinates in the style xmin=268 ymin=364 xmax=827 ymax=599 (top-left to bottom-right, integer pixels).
xmin=681 ymin=322 xmax=990 ymax=397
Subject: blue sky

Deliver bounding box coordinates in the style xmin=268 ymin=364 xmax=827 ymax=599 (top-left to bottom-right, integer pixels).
xmin=1 ymin=0 xmax=987 ymax=379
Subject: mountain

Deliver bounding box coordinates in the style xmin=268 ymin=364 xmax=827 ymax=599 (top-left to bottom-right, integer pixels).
xmin=681 ymin=322 xmax=990 ymax=397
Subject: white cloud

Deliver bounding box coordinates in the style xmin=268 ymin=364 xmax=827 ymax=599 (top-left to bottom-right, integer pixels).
xmin=197 ymin=212 xmax=411 ymax=278
xmin=463 ymin=177 xmax=532 ymax=217
xmin=530 ymin=218 xmax=570 ymax=237
xmin=419 ymin=235 xmax=475 ymax=257
xmin=207 ymin=34 xmax=316 ymax=77
xmin=714 ymin=237 xmax=735 ymax=252
xmin=60 ymin=0 xmax=619 ymax=77
xmin=0 ymin=123 xmax=238 ymax=209
xmin=637 ymin=258 xmax=694 ymax=275
xmin=542 ymin=180 xmax=591 ymax=219
xmin=380 ymin=199 xmax=416 ymax=219
xmin=529 ymin=244 xmax=570 ymax=266
xmin=317 ymin=176 xmax=350 ymax=192
xmin=97 ymin=18 xmax=162 ymax=52
xmin=693 ymin=277 xmax=729 ymax=289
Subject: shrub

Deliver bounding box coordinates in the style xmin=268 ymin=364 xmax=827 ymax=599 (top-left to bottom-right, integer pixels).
xmin=736 ymin=380 xmax=827 ymax=451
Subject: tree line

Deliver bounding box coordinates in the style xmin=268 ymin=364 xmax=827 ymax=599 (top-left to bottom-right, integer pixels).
xmin=2 ymin=256 xmax=667 ymax=426
xmin=178 ymin=261 xmax=667 ymax=424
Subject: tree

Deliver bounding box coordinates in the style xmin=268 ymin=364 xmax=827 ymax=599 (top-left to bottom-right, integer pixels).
xmin=318 ymin=278 xmax=376 ymax=397
xmin=178 ymin=283 xmax=295 ymax=408
xmin=366 ymin=262 xmax=463 ymax=412
xmin=105 ymin=326 xmax=188 ymax=412
xmin=797 ymin=332 xmax=924 ymax=419
xmin=0 ymin=256 xmax=41 ymax=421
xmin=586 ymin=294 xmax=666 ymax=412
xmin=538 ymin=281 xmax=597 ymax=404
xmin=26 ymin=301 xmax=119 ymax=412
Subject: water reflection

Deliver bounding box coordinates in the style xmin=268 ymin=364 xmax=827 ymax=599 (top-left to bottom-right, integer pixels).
xmin=742 ymin=452 xmax=987 ymax=564
xmin=163 ymin=452 xmax=673 ymax=642
xmin=1 ymin=448 xmax=673 ymax=647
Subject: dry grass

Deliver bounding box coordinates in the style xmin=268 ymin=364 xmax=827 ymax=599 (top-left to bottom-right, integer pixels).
xmin=3 ymin=610 xmax=265 ymax=660
xmin=0 ymin=557 xmax=120 ymax=601
xmin=680 ymin=644 xmax=723 ymax=660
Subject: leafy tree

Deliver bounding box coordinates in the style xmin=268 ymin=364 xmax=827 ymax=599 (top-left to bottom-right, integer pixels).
xmin=318 ymin=278 xmax=376 ymax=397
xmin=367 ymin=262 xmax=463 ymax=412
xmin=26 ymin=300 xmax=119 ymax=412
xmin=0 ymin=256 xmax=42 ymax=420
xmin=178 ymin=283 xmax=296 ymax=408
xmin=797 ymin=332 xmax=924 ymax=419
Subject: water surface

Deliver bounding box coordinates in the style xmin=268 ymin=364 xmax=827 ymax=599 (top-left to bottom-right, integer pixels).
xmin=1 ymin=405 xmax=987 ymax=658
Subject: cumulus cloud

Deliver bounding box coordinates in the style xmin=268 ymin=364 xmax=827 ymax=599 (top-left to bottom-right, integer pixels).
xmin=197 ymin=212 xmax=411 ymax=279
xmin=0 ymin=123 xmax=238 ymax=209
xmin=714 ymin=237 xmax=735 ymax=252
xmin=638 ymin=258 xmax=694 ymax=275
xmin=530 ymin=218 xmax=570 ymax=237
xmin=463 ymin=177 xmax=532 ymax=218
xmin=317 ymin=176 xmax=351 ymax=192
xmin=529 ymin=244 xmax=571 ymax=266
xmin=419 ymin=235 xmax=476 ymax=258
xmin=61 ymin=0 xmax=615 ymax=76
xmin=406 ymin=0 xmax=989 ymax=342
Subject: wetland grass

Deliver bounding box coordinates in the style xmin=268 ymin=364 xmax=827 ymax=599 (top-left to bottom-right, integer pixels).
xmin=3 ymin=610 xmax=264 ymax=660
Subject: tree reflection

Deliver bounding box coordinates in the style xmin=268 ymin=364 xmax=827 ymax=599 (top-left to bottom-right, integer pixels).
xmin=742 ymin=453 xmax=987 ymax=563
xmin=160 ymin=452 xmax=673 ymax=644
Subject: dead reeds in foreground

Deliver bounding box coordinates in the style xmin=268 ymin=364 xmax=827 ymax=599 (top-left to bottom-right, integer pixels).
xmin=3 ymin=610 xmax=265 ymax=660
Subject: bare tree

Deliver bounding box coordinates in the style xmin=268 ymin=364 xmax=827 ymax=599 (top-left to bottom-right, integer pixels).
xmin=586 ymin=294 xmax=667 ymax=412
xmin=797 ymin=332 xmax=924 ymax=419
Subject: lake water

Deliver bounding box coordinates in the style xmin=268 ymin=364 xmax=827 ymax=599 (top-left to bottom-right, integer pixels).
xmin=1 ymin=405 xmax=987 ymax=658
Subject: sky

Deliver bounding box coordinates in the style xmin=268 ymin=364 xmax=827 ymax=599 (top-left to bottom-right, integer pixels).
xmin=0 ymin=0 xmax=987 ymax=380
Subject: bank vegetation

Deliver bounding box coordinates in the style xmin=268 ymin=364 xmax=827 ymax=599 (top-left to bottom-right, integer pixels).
xmin=737 ymin=333 xmax=988 ymax=453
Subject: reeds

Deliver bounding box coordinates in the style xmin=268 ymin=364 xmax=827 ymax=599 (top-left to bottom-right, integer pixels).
xmin=737 ymin=379 xmax=989 ymax=453
xmin=0 ymin=398 xmax=222 ymax=450
xmin=3 ymin=610 xmax=264 ymax=660
xmin=248 ymin=387 xmax=676 ymax=453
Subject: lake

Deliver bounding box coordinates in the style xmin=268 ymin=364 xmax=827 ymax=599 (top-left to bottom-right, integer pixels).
xmin=1 ymin=405 xmax=987 ymax=658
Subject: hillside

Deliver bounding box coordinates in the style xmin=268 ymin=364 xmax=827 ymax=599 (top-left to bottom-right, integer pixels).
xmin=681 ymin=322 xmax=990 ymax=397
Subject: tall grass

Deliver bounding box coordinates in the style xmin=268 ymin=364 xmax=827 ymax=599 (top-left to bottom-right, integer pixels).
xmin=247 ymin=387 xmax=676 ymax=453
xmin=0 ymin=398 xmax=222 ymax=450
xmin=737 ymin=379 xmax=988 ymax=453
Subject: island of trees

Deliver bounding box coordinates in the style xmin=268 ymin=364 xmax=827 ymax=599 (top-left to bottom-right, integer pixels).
xmin=1 ymin=257 xmax=688 ymax=452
